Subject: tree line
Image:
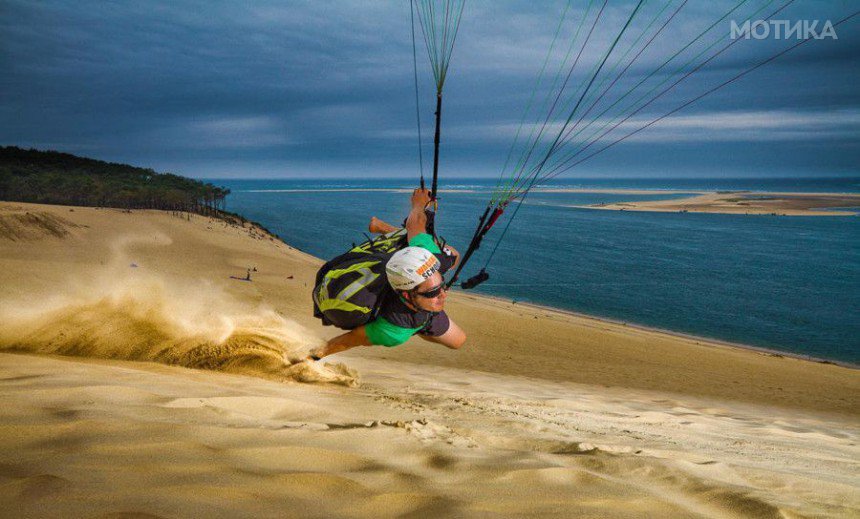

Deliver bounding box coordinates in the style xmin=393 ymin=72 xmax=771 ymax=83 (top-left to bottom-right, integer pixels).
xmin=0 ymin=146 xmax=230 ymax=215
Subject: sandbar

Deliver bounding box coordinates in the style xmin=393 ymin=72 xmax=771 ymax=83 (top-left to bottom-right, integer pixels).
xmin=581 ymin=191 xmax=860 ymax=216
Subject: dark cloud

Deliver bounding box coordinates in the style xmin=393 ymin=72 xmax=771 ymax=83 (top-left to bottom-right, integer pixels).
xmin=1 ymin=0 xmax=857 ymax=178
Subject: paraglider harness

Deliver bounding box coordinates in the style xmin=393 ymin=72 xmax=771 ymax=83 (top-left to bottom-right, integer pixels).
xmin=312 ymin=221 xmax=452 ymax=331
xmin=312 ymin=229 xmax=408 ymax=331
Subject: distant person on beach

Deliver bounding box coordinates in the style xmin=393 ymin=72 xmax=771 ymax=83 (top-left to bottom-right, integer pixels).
xmin=309 ymin=188 xmax=466 ymax=361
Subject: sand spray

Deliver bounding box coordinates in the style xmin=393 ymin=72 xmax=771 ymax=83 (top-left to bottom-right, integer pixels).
xmin=0 ymin=233 xmax=358 ymax=386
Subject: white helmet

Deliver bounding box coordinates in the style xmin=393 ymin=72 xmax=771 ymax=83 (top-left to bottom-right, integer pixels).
xmin=386 ymin=247 xmax=440 ymax=291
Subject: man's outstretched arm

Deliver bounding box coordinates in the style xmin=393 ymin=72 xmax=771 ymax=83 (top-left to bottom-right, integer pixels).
xmin=309 ymin=326 xmax=371 ymax=360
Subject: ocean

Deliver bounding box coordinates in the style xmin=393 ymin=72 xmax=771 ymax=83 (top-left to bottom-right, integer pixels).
xmin=214 ymin=177 xmax=860 ymax=365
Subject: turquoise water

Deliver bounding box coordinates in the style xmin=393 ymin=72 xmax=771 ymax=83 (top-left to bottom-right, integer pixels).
xmin=215 ymin=178 xmax=860 ymax=365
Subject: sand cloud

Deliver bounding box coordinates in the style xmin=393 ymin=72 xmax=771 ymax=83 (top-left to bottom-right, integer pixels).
xmin=0 ymin=233 xmax=357 ymax=386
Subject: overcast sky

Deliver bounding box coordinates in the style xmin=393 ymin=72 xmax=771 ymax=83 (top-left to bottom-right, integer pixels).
xmin=2 ymin=0 xmax=859 ymax=179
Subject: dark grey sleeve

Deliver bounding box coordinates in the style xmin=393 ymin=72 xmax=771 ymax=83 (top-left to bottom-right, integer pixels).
xmin=435 ymin=251 xmax=456 ymax=274
xmin=419 ymin=311 xmax=451 ymax=337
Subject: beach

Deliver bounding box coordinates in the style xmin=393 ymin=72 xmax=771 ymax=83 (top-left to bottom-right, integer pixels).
xmin=1 ymin=201 xmax=858 ymax=518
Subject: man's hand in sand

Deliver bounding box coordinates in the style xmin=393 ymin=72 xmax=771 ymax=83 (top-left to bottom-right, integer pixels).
xmin=307 ymin=327 xmax=371 ymax=361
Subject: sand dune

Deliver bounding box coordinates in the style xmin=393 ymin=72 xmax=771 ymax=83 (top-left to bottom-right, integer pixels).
xmin=0 ymin=202 xmax=857 ymax=517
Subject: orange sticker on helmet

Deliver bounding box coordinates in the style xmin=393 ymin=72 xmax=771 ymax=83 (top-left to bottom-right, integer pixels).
xmin=415 ymin=256 xmax=440 ymax=278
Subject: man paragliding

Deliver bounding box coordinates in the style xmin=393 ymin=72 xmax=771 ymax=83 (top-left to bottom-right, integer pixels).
xmin=306 ymin=1 xmax=469 ymax=361
xmin=308 ymin=188 xmax=466 ymax=361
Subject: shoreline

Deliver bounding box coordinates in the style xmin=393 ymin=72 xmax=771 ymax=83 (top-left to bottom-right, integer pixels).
xmin=456 ymin=291 xmax=859 ymax=370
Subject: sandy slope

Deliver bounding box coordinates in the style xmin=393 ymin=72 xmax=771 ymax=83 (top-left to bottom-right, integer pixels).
xmin=3 ymin=353 xmax=858 ymax=518
xmin=0 ymin=202 xmax=858 ymax=518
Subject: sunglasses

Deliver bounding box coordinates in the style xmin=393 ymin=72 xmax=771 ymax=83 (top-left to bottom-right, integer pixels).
xmin=414 ymin=282 xmax=446 ymax=299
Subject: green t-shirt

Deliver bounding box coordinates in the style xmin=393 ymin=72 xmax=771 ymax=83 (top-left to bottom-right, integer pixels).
xmin=364 ymin=316 xmax=423 ymax=347
xmin=364 ymin=233 xmax=440 ymax=347
xmin=407 ymin=232 xmax=441 ymax=254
